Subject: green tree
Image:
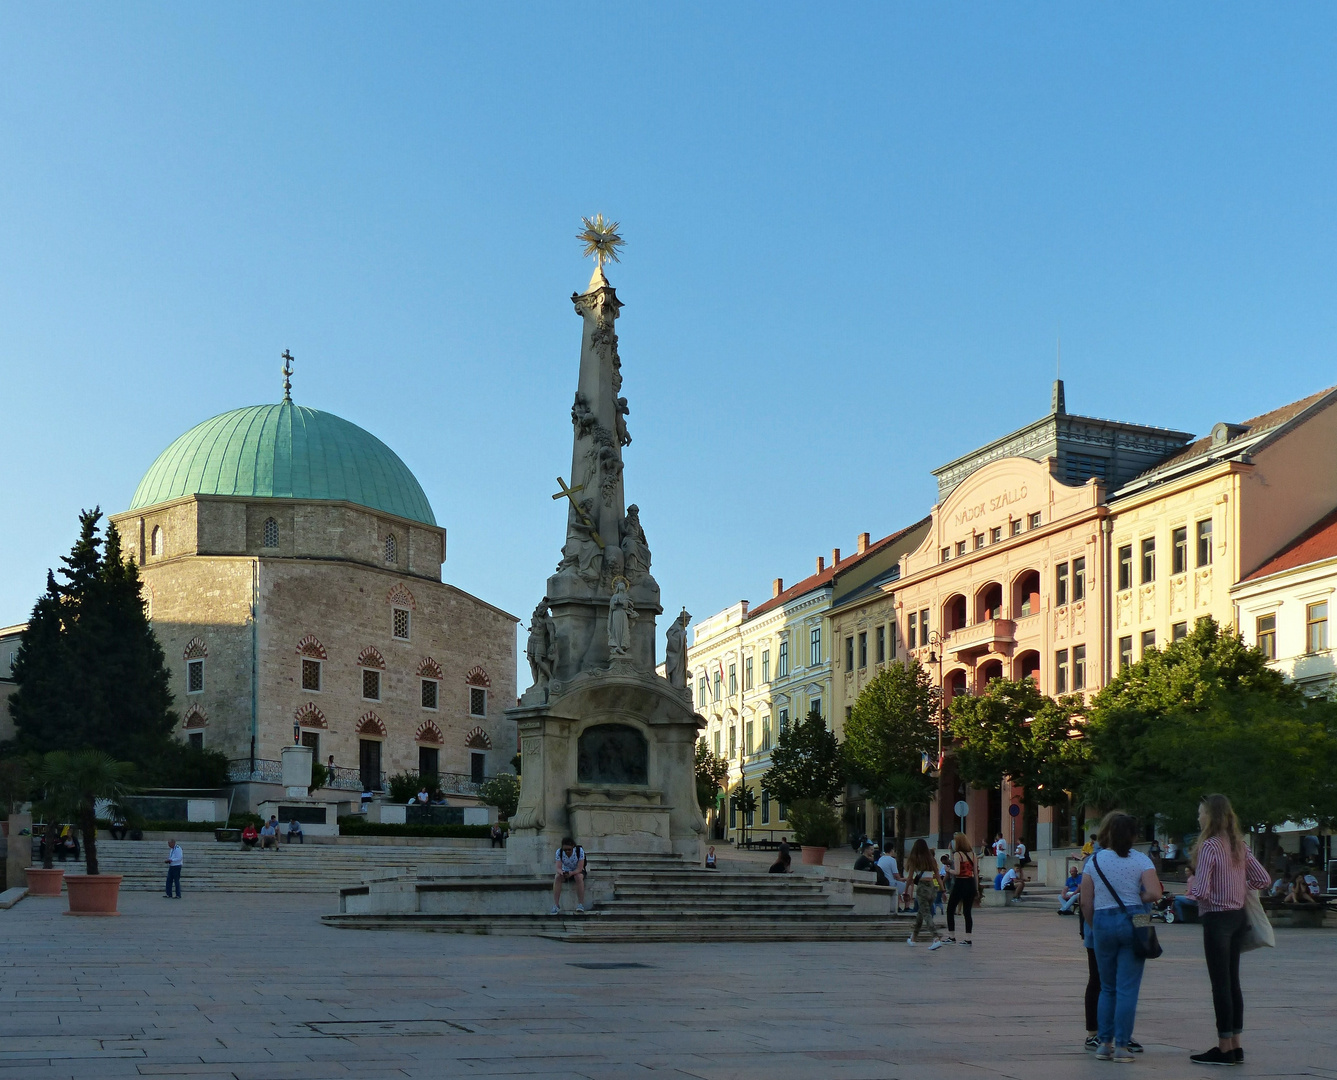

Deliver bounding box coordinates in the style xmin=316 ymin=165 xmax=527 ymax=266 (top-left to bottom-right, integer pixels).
xmin=1084 ymin=618 xmax=1337 ymax=835
xmin=761 ymin=705 xmax=844 ymax=806
xmin=694 ymin=740 xmax=729 ymax=814
xmin=842 ymin=660 xmax=939 ymax=812
xmin=10 ymin=510 xmax=177 ymax=763
xmin=729 ymin=780 xmax=758 ymax=843
xmin=948 ymin=678 xmax=1088 ymax=807
xmin=479 ymin=772 xmax=520 ymax=819
xmin=36 ymin=749 xmax=135 ymax=877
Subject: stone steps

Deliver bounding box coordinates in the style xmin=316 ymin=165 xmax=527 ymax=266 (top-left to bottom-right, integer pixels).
xmin=34 ymin=844 xmax=504 ymax=893
xmin=322 ymin=911 xmax=913 ymax=942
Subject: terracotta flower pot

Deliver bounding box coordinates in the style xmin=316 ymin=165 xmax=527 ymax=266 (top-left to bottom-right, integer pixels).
xmin=64 ymin=874 xmax=122 ymax=916
xmin=26 ymin=867 xmax=66 ymax=896
xmin=800 ymin=845 xmax=827 ymax=865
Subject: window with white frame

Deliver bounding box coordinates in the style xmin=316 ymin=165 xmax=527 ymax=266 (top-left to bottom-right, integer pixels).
xmin=186 ymin=659 xmax=204 ymax=694
xmin=809 ymin=626 xmax=821 ymax=666
xmin=392 ymin=607 xmax=411 ymax=640
xmin=470 ymin=686 xmax=488 ymax=717
xmin=1307 ymin=601 xmax=1329 ymax=653
xmin=761 ymin=650 xmax=770 ymax=683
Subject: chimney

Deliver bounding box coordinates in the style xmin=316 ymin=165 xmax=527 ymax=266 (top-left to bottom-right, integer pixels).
xmin=816 ymin=556 xmax=825 ymax=573
xmin=857 ymin=532 xmax=870 ymax=554
xmin=772 ymin=578 xmax=783 ymax=598
xmin=831 ymin=548 xmax=841 ymax=566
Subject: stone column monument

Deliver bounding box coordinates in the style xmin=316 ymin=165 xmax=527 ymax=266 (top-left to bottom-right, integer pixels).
xmin=507 ymin=217 xmax=705 ymax=870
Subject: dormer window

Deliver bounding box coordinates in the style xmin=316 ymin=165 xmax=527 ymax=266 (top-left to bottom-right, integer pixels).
xmin=263 ymin=518 xmax=279 ymax=548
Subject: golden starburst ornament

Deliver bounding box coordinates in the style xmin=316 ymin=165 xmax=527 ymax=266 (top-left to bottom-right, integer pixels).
xmin=577 ymin=214 xmax=625 ymax=270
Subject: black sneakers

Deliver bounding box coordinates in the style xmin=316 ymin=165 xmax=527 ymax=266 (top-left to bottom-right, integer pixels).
xmin=1189 ymin=1047 xmax=1237 ymax=1066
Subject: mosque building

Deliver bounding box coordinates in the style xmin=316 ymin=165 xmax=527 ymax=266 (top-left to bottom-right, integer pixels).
xmin=109 ymin=376 xmax=517 ymax=813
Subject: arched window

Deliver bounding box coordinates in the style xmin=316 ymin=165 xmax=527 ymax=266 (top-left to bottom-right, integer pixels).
xmin=384 ymin=534 xmax=397 ymax=563
xmin=262 ymin=518 xmax=279 ymax=548
xmin=150 ymin=526 xmax=163 ymax=556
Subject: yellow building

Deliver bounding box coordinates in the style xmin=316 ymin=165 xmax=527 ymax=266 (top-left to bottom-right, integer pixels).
xmin=1108 ymin=386 xmax=1337 ymax=663
xmin=688 ymin=521 xmax=929 ymax=844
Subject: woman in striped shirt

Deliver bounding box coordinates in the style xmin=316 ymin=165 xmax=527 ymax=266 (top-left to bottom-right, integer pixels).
xmin=1184 ymin=794 xmax=1271 ymax=1067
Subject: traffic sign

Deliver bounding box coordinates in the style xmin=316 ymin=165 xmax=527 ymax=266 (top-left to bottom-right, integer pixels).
xmin=953 ymin=800 xmax=970 ymax=818
xmin=1008 ymin=804 xmax=1021 ymax=817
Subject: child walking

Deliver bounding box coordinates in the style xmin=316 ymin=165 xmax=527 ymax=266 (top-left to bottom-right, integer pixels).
xmin=906 ymin=838 xmax=944 ymax=950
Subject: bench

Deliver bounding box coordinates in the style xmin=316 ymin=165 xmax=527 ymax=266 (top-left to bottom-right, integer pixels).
xmin=1266 ymin=905 xmax=1326 ymax=929
xmin=215 ymin=828 xmax=242 ymax=843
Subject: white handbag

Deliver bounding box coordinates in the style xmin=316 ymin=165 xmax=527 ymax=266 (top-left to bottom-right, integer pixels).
xmin=1241 ymin=890 xmax=1275 ymax=952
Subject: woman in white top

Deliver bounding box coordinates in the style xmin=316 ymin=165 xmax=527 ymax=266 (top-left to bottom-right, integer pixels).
xmin=1079 ymin=811 xmax=1162 ymax=1063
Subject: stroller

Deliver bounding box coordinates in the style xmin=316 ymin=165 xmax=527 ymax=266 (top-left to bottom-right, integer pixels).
xmin=1150 ymin=892 xmax=1178 ymax=923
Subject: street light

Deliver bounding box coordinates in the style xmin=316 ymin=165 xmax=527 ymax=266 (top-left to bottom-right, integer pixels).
xmin=925 ymin=630 xmax=945 ymax=776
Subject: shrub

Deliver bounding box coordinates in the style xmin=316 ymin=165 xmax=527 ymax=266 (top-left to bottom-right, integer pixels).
xmin=387 ymin=771 xmax=422 ymax=803
xmin=786 ymin=798 xmax=844 ymax=848
xmin=478 ymin=773 xmax=520 ymax=819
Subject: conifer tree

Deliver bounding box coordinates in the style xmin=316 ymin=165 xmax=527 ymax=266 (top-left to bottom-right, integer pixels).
xmin=9 ymin=509 xmax=177 ymax=764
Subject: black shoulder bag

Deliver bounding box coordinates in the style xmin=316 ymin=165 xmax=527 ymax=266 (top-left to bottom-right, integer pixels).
xmin=1092 ymin=852 xmax=1162 ymax=960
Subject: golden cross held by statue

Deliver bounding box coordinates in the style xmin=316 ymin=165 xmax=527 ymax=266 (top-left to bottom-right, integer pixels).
xmin=552 ymin=476 xmax=604 ymax=548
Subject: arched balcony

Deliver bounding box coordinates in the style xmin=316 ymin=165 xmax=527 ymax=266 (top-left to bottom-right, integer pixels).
xmin=1013 ymin=570 xmax=1041 ymax=619
xmin=1014 ymin=649 xmax=1040 ymax=682
xmin=943 ymin=594 xmax=968 ymax=633
xmin=975 ymin=582 xmax=1003 ymax=623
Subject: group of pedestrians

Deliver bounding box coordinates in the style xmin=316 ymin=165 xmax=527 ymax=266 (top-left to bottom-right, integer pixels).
xmin=1078 ymin=793 xmax=1271 ymax=1066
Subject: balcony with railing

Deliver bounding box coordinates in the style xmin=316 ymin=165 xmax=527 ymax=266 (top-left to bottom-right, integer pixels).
xmin=946 ymin=618 xmax=1016 ymax=657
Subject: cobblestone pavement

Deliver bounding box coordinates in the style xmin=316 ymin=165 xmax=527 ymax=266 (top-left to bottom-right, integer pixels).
xmin=0 ymin=890 xmax=1333 ymax=1079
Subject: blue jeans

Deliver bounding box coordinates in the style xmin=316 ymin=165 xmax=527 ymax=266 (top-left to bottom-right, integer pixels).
xmin=1092 ymin=907 xmax=1147 ymax=1047
xmin=165 ymin=865 xmax=181 ymax=897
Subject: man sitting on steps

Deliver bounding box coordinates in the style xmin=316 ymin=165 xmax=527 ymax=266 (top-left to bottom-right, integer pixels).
xmin=550 ymin=837 xmax=586 ymax=915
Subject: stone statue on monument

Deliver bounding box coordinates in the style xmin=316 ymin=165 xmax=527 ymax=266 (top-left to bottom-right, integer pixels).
xmin=664 ymin=608 xmax=691 ymax=689
xmin=607 ymin=578 xmax=636 ymax=657
xmin=620 ymin=503 xmax=651 ymax=580
xmin=525 ymin=601 xmax=556 ymax=694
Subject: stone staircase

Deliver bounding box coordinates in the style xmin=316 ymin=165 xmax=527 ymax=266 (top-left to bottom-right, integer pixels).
xmin=325 ymin=852 xmax=922 ymax=942
xmin=39 ymin=841 xmax=504 ymax=893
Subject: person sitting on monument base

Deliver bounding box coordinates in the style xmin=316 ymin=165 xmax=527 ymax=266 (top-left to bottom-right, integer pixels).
xmin=550 ymin=837 xmax=587 ymax=914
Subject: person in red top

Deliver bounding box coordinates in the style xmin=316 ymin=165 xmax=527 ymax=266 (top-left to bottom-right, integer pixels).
xmin=1185 ymin=794 xmax=1271 ymax=1067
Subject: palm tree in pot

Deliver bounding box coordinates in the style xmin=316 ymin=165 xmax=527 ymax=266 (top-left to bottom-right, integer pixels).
xmin=37 ymin=750 xmax=135 ymax=914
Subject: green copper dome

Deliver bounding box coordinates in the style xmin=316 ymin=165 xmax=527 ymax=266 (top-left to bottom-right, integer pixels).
xmin=129 ymin=402 xmax=437 ymax=526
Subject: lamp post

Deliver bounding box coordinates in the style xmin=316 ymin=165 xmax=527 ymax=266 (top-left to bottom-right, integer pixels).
xmin=926 ymin=630 xmax=948 ymax=848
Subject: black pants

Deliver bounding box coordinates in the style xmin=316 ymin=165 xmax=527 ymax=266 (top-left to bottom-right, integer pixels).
xmin=946 ymin=877 xmax=975 ymax=935
xmin=1085 ymin=947 xmax=1101 ymax=1032
xmin=1202 ymin=908 xmax=1249 ymax=1038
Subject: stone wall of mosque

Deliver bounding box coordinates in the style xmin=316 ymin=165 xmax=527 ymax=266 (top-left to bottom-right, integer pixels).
xmin=255 ymin=558 xmax=517 ymax=784
xmin=113 ymin=496 xmax=446 ymax=582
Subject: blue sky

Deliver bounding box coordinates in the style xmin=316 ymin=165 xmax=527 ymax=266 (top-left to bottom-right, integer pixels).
xmin=3 ymin=7 xmax=1336 ymax=678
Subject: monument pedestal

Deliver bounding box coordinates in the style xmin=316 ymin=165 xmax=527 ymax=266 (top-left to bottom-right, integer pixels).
xmin=257 ymin=745 xmax=347 ymax=838
xmin=506 ymin=667 xmax=703 ymax=872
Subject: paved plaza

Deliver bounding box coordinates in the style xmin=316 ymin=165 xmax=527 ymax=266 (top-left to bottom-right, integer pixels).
xmin=0 ymin=890 xmax=1333 ymax=1080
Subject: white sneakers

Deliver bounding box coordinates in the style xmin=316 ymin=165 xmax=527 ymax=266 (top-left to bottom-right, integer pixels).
xmin=928 ymin=940 xmax=944 ymax=951
xmin=549 ymin=905 xmax=560 ymax=915
xmin=576 ymin=904 xmax=585 ymax=913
